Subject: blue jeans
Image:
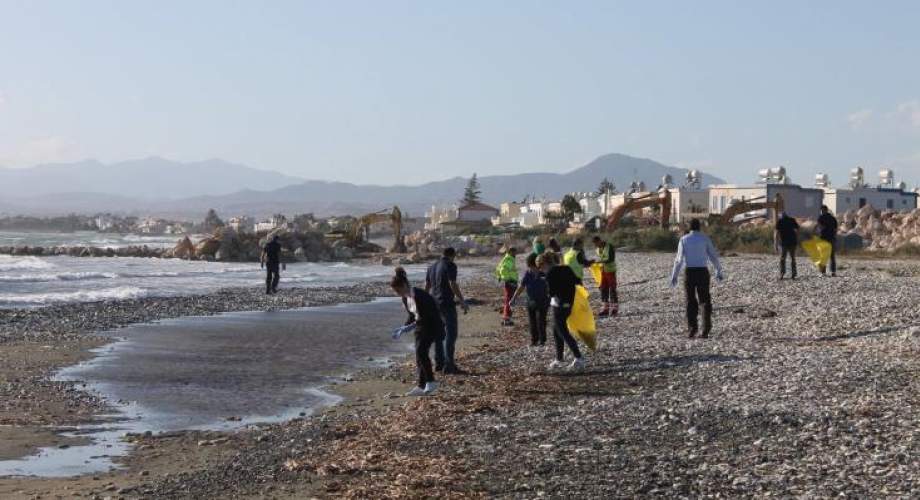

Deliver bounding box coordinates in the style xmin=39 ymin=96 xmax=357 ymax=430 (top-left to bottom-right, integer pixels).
xmin=434 ymin=304 xmax=458 ymax=370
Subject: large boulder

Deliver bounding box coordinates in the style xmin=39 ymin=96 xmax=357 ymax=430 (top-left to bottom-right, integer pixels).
xmin=195 ymin=238 xmax=221 ymax=258
xmin=173 ymin=236 xmax=195 ymax=260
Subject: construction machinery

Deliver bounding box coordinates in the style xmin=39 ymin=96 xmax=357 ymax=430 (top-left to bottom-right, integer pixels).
xmin=605 ymin=189 xmax=672 ymax=230
xmin=719 ymin=193 xmax=784 ymax=226
xmin=347 ymin=206 xmax=406 ymax=253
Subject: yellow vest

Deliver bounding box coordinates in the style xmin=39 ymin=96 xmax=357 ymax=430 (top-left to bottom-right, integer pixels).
xmin=564 ymin=248 xmax=584 ymax=279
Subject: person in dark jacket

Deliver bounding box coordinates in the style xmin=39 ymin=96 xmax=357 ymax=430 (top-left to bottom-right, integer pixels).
xmin=425 ymin=247 xmax=469 ymax=374
xmin=538 ymin=252 xmax=585 ymax=371
xmin=509 ymin=253 xmax=549 ymax=346
xmin=775 ymin=212 xmax=800 ymax=279
xmin=816 ymin=205 xmax=839 ymax=277
xmin=260 ymin=235 xmax=285 ymax=294
xmin=392 ymin=267 xmax=442 ymax=396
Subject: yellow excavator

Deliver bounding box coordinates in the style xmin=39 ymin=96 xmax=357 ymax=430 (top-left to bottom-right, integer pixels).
xmin=347 ymin=206 xmax=406 ymax=253
xmin=720 ymin=193 xmax=784 ymax=225
xmin=606 ymin=189 xmax=672 ymax=230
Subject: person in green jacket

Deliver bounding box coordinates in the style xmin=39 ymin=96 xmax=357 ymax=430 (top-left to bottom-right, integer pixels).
xmin=563 ymin=238 xmax=594 ymax=285
xmin=532 ymin=237 xmax=546 ymax=257
xmin=592 ymin=235 xmax=619 ymax=317
xmin=496 ymin=246 xmax=519 ymax=326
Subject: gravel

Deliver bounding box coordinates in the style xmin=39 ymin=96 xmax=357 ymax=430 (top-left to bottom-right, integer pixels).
xmin=122 ymin=252 xmax=920 ymax=498
xmin=0 ymin=283 xmax=393 ymax=344
xmin=7 ymin=253 xmax=920 ymax=498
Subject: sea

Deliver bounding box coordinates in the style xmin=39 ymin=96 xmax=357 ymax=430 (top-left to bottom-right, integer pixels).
xmin=0 ymin=231 xmax=408 ymax=308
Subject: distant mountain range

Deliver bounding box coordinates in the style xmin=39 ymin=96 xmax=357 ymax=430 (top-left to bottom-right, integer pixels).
xmin=0 ymin=157 xmax=302 ymax=200
xmin=0 ymin=154 xmax=724 ymax=219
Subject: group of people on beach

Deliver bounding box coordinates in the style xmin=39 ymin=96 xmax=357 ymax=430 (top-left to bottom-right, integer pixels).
xmin=383 ymin=204 xmax=843 ymax=396
xmin=256 ymin=206 xmax=838 ymax=397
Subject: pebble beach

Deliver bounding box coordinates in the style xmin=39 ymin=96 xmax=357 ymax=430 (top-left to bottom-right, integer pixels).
xmin=2 ymin=252 xmax=920 ymax=498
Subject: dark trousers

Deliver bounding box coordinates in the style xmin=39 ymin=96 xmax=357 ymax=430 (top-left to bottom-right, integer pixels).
xmin=502 ymin=282 xmax=517 ymax=320
xmin=265 ymin=265 xmax=280 ymax=293
xmin=820 ymin=238 xmax=837 ymax=274
xmin=780 ymin=245 xmax=797 ymax=277
xmin=527 ymin=300 xmax=548 ymax=345
xmin=685 ymin=268 xmax=712 ymax=334
xmin=552 ymin=305 xmax=582 ymax=361
xmin=415 ymin=332 xmax=436 ymax=388
xmin=434 ymin=304 xmax=458 ymax=370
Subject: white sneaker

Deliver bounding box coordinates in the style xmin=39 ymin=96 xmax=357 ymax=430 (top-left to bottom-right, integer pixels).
xmin=547 ymin=360 xmax=565 ymax=370
xmin=569 ymin=358 xmax=586 ymax=371
xmin=423 ymin=382 xmax=439 ymax=394
xmin=405 ymin=386 xmax=426 ymax=397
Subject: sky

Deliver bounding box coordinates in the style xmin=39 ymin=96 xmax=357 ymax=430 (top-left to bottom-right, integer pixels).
xmin=1 ymin=0 xmax=919 ymax=187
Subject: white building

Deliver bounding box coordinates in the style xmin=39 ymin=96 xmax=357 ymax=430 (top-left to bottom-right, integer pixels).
xmin=94 ymin=214 xmax=117 ymax=231
xmin=708 ymin=168 xmax=824 ymax=220
xmin=817 ymin=168 xmax=918 ymax=214
xmin=254 ymin=214 xmax=291 ymax=233
xmin=492 ymin=202 xmax=524 ymax=226
xmin=425 ymin=205 xmax=458 ymax=231
xmin=228 ymin=216 xmax=253 ymax=234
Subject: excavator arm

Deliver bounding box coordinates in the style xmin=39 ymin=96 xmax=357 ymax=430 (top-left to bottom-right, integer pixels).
xmin=348 ymin=206 xmax=405 ymax=253
xmin=720 ymin=193 xmax=784 ymax=225
xmin=606 ymin=190 xmax=672 ymax=230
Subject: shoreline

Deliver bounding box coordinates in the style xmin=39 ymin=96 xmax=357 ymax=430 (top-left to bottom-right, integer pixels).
xmin=0 ymin=259 xmax=489 ymax=467
xmin=0 ymin=278 xmax=407 ymax=467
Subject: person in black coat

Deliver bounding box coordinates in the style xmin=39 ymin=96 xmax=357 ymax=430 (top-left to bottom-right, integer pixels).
xmin=817 ymin=205 xmax=839 ymax=277
xmin=392 ymin=267 xmax=443 ymax=396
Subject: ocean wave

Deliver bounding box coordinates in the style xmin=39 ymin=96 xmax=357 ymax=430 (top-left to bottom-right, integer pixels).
xmin=0 ymin=255 xmax=56 ymax=272
xmin=0 ymin=271 xmax=119 ymax=283
xmin=0 ymin=286 xmax=148 ymax=305
xmin=119 ymin=271 xmax=182 ymax=278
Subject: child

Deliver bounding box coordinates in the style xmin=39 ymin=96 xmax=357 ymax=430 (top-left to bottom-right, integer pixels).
xmin=510 ymin=253 xmax=549 ymax=346
xmin=391 ymin=267 xmax=442 ymax=396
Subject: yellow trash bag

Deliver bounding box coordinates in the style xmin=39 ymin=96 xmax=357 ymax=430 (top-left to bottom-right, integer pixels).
xmin=588 ymin=263 xmax=604 ymax=288
xmin=801 ymin=237 xmax=832 ymax=268
xmin=567 ymin=285 xmax=598 ymax=351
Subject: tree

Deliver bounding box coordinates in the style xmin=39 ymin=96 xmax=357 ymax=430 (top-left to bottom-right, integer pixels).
xmin=202 ymin=208 xmax=224 ymax=232
xmin=561 ymin=194 xmax=583 ymax=223
xmin=461 ymin=173 xmax=482 ymax=205
xmin=597 ymin=177 xmax=616 ymax=196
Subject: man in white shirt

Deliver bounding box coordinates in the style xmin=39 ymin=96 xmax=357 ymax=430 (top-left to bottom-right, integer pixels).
xmin=670 ymin=219 xmax=723 ymax=338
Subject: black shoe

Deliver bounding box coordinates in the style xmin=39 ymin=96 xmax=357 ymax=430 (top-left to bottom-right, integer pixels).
xmin=688 ymin=329 xmax=697 ymax=339
xmin=443 ymin=365 xmax=460 ymax=375
xmin=701 ymin=329 xmax=711 ymax=339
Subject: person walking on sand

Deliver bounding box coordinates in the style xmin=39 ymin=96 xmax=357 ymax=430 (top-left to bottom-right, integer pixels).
xmin=260 ymin=234 xmax=285 ymax=295
xmin=775 ymin=212 xmax=800 ymax=280
xmin=391 ymin=268 xmax=442 ymax=396
xmin=817 ymin=205 xmax=839 ymax=277
xmin=540 ymin=252 xmax=586 ymax=370
xmin=563 ymin=238 xmax=594 ymax=285
xmin=592 ymin=235 xmax=619 ymax=317
xmin=425 ymin=247 xmax=469 ymax=374
xmin=670 ymin=219 xmax=723 ymax=339
xmin=510 ymin=253 xmax=549 ymax=346
xmin=496 ymin=246 xmax=519 ymax=326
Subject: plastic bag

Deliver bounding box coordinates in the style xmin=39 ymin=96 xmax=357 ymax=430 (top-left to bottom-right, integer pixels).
xmin=588 ymin=263 xmax=604 ymax=288
xmin=801 ymin=237 xmax=832 ymax=268
xmin=566 ymin=285 xmax=598 ymax=351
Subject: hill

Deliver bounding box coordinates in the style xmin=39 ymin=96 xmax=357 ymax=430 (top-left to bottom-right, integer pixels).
xmin=0 ymin=154 xmax=725 ymax=218
xmin=0 ymin=157 xmax=303 ymax=200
